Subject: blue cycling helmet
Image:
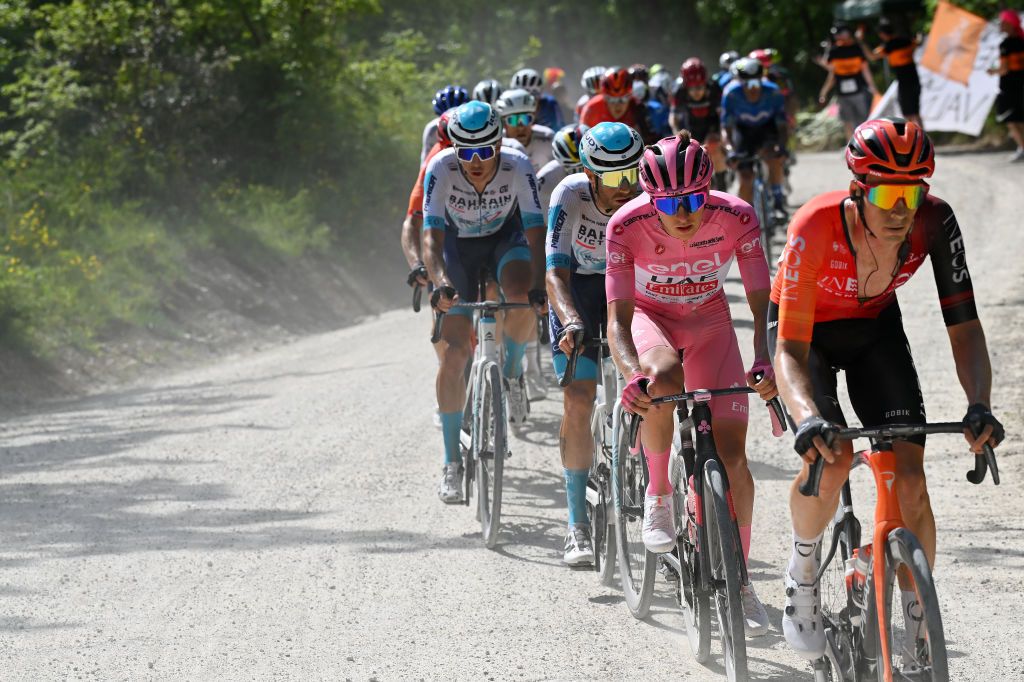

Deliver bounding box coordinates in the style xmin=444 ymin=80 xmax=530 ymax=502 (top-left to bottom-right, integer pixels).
xmin=579 ymin=122 xmax=644 ymax=173
xmin=448 ymin=101 xmax=503 ymax=147
xmin=432 ymin=85 xmax=469 ymax=115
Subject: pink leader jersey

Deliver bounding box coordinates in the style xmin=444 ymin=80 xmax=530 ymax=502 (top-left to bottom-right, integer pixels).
xmin=605 ymin=190 xmax=771 ymax=317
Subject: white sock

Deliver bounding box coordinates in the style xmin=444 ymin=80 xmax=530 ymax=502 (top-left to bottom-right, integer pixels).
xmin=787 ymin=531 xmax=823 ymax=585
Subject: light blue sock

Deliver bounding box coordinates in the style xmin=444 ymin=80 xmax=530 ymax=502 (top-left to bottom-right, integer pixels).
xmin=564 ymin=468 xmax=590 ymax=527
xmin=503 ymin=338 xmax=527 ymax=379
xmin=440 ymin=411 xmax=462 ymax=465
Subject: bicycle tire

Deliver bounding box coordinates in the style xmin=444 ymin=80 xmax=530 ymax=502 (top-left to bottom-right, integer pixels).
xmin=593 ymin=474 xmax=617 ymax=586
xmin=819 ymin=510 xmax=859 ymax=682
xmin=614 ymin=411 xmax=656 ymax=618
xmin=477 ymin=363 xmax=506 ymax=549
xmin=673 ymin=453 xmax=711 ymax=663
xmin=704 ymin=461 xmax=748 ymax=681
xmin=871 ymin=527 xmax=948 ymax=682
xmin=757 ymin=182 xmax=774 ymax=267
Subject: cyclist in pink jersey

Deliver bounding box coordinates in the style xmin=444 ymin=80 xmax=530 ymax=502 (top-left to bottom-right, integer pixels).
xmin=606 ymin=131 xmax=777 ymax=637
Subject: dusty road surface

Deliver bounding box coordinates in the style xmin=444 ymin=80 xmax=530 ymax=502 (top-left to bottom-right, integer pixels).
xmin=1 ymin=152 xmax=1022 ymax=681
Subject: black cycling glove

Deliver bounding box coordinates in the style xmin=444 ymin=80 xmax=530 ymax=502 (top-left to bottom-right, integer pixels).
xmin=430 ymin=285 xmax=457 ymax=310
xmin=528 ymin=288 xmax=547 ymax=308
xmin=407 ymin=264 xmax=428 ymax=287
xmin=793 ymin=416 xmax=836 ymax=457
xmin=963 ymin=403 xmax=1005 ymax=446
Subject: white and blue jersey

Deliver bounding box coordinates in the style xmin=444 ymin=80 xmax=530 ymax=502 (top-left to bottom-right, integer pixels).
xmin=545 ymin=174 xmax=610 ymax=276
xmin=537 ymin=159 xmax=569 ymax=214
xmin=423 ymin=147 xmax=544 ymax=238
xmin=721 ymin=79 xmax=786 ymax=129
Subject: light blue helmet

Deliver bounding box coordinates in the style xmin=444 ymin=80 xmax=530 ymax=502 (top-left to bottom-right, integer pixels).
xmin=448 ymin=101 xmax=503 ymax=147
xmin=579 ymin=122 xmax=644 ymax=173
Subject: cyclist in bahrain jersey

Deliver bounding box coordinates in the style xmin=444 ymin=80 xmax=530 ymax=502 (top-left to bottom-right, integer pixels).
xmin=546 ymin=122 xmax=643 ymax=565
xmin=422 ymin=85 xmax=468 ymax=164
xmin=607 ymin=132 xmax=777 ymax=636
xmin=423 ymin=101 xmax=548 ymax=503
xmin=497 ymin=89 xmax=555 ymax=173
xmin=537 ymin=124 xmax=585 ymax=213
xmin=770 ymin=119 xmax=1005 ymax=659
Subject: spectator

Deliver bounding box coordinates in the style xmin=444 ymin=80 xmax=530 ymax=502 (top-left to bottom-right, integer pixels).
xmin=988 ymin=10 xmax=1024 ymax=162
xmin=819 ymin=25 xmax=879 ymax=139
xmin=863 ymin=18 xmax=923 ymax=129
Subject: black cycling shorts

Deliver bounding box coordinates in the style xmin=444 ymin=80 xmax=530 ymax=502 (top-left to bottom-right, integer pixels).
xmin=442 ymin=208 xmax=531 ymax=311
xmin=733 ymin=122 xmax=781 ymax=169
xmin=768 ymin=301 xmax=927 ymax=446
xmin=549 ymin=272 xmax=606 ymax=382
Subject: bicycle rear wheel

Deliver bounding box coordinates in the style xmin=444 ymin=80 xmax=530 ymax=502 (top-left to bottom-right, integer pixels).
xmin=476 ymin=363 xmax=507 ymax=549
xmin=871 ymin=527 xmax=948 ymax=682
xmin=614 ymin=412 xmax=656 ymax=618
xmin=754 ymin=180 xmax=774 ymax=266
xmin=703 ymin=461 xmax=748 ymax=681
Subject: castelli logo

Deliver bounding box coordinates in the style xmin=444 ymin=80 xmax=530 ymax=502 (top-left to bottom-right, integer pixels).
xmin=655 ymin=244 xmax=665 ymax=254
xmin=741 ymin=213 xmax=751 ymax=225
xmin=613 ymin=225 xmax=624 ymax=235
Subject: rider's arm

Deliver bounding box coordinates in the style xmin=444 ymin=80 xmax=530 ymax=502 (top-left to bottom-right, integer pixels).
xmin=545 ymin=183 xmax=581 ymax=325
xmin=818 ymin=69 xmax=835 ymax=103
xmin=421 ymin=156 xmax=453 ymax=289
xmin=775 ymin=338 xmax=818 ymax=423
xmin=515 ymin=154 xmax=547 ymax=292
xmin=605 ymin=218 xmax=641 ymax=378
xmin=860 ymin=61 xmax=879 ymax=95
xmin=772 ymin=89 xmax=789 ymax=148
xmin=401 ymin=213 xmax=424 ymax=270
xmin=948 ymin=320 xmax=993 ymax=408
xmin=735 ymin=223 xmax=772 ymax=363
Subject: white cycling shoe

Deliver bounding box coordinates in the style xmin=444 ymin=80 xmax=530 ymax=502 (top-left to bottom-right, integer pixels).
xmin=563 ymin=524 xmax=594 ymax=566
xmin=505 ymin=374 xmax=529 ymax=424
xmin=783 ymin=571 xmax=826 ymax=659
xmin=741 ymin=582 xmax=770 ymax=637
xmin=437 ymin=463 xmax=464 ymax=505
xmin=642 ymin=494 xmax=676 ymax=554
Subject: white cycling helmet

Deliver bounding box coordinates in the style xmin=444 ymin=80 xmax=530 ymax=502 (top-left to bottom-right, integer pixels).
xmin=510 ymin=68 xmax=543 ymax=97
xmin=732 ymin=56 xmax=764 ymax=81
xmin=496 ymin=88 xmax=537 ymax=117
xmin=579 ymin=122 xmax=644 ymax=173
xmin=580 ymin=66 xmax=606 ymax=96
xmin=447 ymin=101 xmax=503 ymax=147
xmin=719 ymin=50 xmax=740 ymax=71
xmin=472 ymin=78 xmax=504 ymax=105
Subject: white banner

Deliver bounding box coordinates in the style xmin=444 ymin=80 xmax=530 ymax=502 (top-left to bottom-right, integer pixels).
xmin=870 ymin=17 xmax=1013 ymax=136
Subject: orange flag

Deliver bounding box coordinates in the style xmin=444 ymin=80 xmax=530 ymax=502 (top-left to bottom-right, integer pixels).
xmin=920 ymin=1 xmax=986 ymax=85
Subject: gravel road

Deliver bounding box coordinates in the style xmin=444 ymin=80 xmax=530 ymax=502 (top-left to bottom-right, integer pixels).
xmin=1 ymin=152 xmax=1021 ymax=681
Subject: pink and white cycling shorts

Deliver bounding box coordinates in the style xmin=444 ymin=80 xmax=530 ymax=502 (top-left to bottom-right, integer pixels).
xmin=632 ymin=293 xmax=748 ymax=422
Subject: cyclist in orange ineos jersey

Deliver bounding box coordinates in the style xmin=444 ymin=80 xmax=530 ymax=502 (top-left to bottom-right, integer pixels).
xmin=770 ymin=119 xmax=1005 ymax=660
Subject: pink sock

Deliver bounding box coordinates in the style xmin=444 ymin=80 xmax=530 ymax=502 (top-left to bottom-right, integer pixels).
xmin=739 ymin=525 xmax=752 ymax=565
xmin=644 ymin=447 xmax=672 ymax=496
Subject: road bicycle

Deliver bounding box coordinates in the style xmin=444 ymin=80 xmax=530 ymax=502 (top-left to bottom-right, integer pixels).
xmin=431 ymin=295 xmax=531 ymax=549
xmin=559 ymin=328 xmax=622 ymax=585
xmin=804 ymin=423 xmax=1000 ymax=682
xmin=619 ymin=381 xmax=785 ymax=682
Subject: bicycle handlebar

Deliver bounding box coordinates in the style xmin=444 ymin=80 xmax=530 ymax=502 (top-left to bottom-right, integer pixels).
xmin=412 ymin=284 xmax=423 ymax=313
xmin=558 ymin=328 xmax=585 ymax=388
xmin=429 ymin=301 xmax=534 ymax=344
xmin=798 ymin=422 xmax=1000 ymax=497
xmin=625 ymin=373 xmax=785 ymax=450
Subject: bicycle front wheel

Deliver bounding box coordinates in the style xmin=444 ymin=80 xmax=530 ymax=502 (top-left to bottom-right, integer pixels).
xmin=871 ymin=527 xmax=948 ymax=682
xmin=703 ymin=461 xmax=748 ymax=681
xmin=819 ymin=507 xmax=860 ymax=681
xmin=673 ymin=452 xmax=711 ymax=663
xmin=755 ymin=182 xmax=774 ymax=266
xmin=476 ymin=363 xmax=507 ymax=549
xmin=614 ymin=412 xmax=656 ymax=618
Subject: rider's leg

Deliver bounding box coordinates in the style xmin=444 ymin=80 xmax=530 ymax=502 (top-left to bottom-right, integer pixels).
xmin=737 ymin=166 xmax=755 ymax=205
xmin=498 ymin=258 xmax=534 ymax=378
xmin=437 ymin=314 xmax=474 ymax=463
xmin=893 ymin=441 xmax=934 ymax=560
xmin=560 ymin=379 xmax=597 ymax=524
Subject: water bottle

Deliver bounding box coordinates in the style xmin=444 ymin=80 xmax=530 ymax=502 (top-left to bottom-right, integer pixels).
xmin=844 ymin=545 xmax=872 ymax=612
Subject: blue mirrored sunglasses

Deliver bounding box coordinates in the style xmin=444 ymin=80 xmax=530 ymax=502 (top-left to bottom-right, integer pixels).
xmin=456 ymin=145 xmax=496 ymax=162
xmin=653 ymin=191 xmax=707 ymax=215
xmin=503 ymin=113 xmax=534 ymax=127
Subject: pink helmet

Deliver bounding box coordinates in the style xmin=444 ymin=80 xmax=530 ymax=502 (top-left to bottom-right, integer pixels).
xmin=638 ymin=134 xmax=714 ymax=198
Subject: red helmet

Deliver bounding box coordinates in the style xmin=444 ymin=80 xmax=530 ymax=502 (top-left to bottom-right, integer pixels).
xmin=846 ymin=118 xmax=934 ymax=181
xmin=638 ymin=134 xmax=714 ymax=198
xmin=437 ymin=111 xmax=452 ymax=148
xmin=600 ymin=66 xmax=632 ymax=97
xmin=749 ymin=48 xmax=776 ymax=70
xmin=680 ymin=58 xmax=707 ymax=88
